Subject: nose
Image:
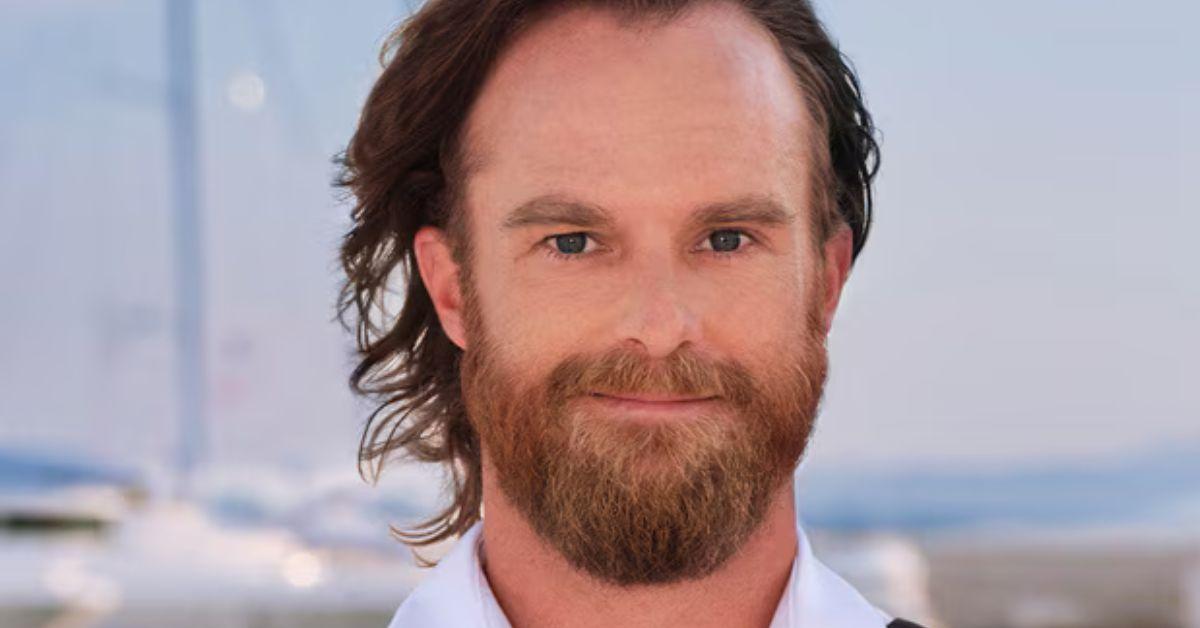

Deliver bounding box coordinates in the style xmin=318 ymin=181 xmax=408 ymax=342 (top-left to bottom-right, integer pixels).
xmin=615 ymin=257 xmax=702 ymax=359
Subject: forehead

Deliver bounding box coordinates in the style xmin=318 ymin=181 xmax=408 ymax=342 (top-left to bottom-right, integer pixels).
xmin=461 ymin=1 xmax=814 ymax=227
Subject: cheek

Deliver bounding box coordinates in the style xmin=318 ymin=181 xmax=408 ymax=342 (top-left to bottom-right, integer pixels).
xmin=473 ymin=269 xmax=589 ymax=374
xmin=706 ymin=269 xmax=810 ymax=356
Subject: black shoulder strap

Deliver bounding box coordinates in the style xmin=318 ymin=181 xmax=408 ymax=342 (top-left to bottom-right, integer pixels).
xmin=888 ymin=620 xmax=927 ymax=628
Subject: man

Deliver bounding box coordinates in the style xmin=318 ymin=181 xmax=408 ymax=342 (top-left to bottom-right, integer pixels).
xmin=338 ymin=0 xmax=924 ymax=626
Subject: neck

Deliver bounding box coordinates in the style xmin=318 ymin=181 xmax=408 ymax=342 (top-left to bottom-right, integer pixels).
xmin=479 ymin=462 xmax=799 ymax=628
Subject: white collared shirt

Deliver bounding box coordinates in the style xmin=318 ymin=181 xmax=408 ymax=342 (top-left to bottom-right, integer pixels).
xmin=387 ymin=520 xmax=894 ymax=627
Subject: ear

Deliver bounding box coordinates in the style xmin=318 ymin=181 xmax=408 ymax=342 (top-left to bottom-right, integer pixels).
xmin=819 ymin=224 xmax=854 ymax=335
xmin=412 ymin=225 xmax=468 ymax=350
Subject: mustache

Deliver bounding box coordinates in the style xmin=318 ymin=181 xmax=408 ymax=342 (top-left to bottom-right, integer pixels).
xmin=542 ymin=344 xmax=761 ymax=409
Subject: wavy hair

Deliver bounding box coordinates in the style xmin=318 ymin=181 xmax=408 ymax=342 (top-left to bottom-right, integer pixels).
xmin=335 ymin=0 xmax=880 ymax=558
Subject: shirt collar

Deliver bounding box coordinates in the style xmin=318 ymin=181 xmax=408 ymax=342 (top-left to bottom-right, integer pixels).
xmin=388 ymin=520 xmax=891 ymax=627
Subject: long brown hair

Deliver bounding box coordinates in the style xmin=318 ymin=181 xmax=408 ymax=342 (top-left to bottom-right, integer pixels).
xmin=335 ymin=0 xmax=879 ymax=555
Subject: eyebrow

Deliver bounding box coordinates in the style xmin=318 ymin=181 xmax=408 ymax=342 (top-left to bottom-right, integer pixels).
xmin=500 ymin=194 xmax=796 ymax=231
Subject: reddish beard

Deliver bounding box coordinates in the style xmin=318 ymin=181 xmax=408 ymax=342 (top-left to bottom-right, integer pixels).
xmin=459 ymin=282 xmax=829 ymax=586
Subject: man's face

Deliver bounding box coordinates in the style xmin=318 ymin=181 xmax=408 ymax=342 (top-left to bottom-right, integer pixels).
xmin=444 ymin=2 xmax=842 ymax=585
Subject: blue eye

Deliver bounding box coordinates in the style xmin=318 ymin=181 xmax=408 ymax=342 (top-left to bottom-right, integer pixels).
xmin=708 ymin=229 xmax=743 ymax=253
xmin=553 ymin=233 xmax=588 ymax=255
xmin=540 ymin=232 xmax=595 ymax=261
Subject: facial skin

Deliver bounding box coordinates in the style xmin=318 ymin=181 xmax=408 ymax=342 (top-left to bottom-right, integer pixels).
xmin=414 ymin=1 xmax=853 ymax=625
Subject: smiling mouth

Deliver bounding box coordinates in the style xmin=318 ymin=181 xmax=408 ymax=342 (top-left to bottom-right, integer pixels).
xmin=585 ymin=392 xmax=721 ymax=418
xmin=590 ymin=392 xmax=718 ymax=403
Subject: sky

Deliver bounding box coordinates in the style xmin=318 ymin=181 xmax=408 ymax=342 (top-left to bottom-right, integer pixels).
xmin=0 ymin=0 xmax=1195 ymax=480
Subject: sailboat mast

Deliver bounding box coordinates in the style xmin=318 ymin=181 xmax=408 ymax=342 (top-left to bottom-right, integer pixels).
xmin=165 ymin=0 xmax=205 ymax=501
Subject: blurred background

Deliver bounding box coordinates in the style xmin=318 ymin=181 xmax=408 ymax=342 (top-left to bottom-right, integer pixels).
xmin=0 ymin=0 xmax=1195 ymax=626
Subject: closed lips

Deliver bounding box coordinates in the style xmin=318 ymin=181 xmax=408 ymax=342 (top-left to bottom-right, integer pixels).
xmin=590 ymin=392 xmax=717 ymax=403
